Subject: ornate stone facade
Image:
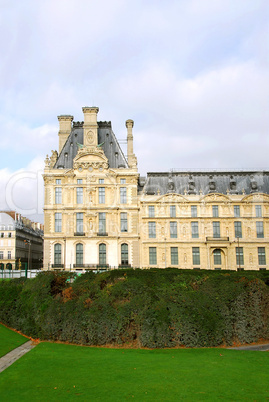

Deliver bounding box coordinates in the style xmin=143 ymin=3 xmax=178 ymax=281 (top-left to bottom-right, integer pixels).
xmin=43 ymin=106 xmax=268 ymax=271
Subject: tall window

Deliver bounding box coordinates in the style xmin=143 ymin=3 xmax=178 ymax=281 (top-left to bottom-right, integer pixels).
xmin=191 ymin=205 xmax=197 ymax=217
xmin=99 ymin=213 xmax=106 ymax=233
xmin=236 ymin=247 xmax=244 ymax=266
xmin=148 ymin=205 xmax=155 ymax=217
xmin=7 ymin=251 xmax=11 ymax=259
xmin=255 ymin=205 xmax=262 ymax=217
xmin=213 ymin=249 xmax=221 ymax=265
xmin=120 ymin=213 xmax=128 ymax=232
xmin=149 ymin=222 xmax=156 ymax=238
xmin=192 ymin=247 xmax=200 ymax=265
xmin=99 ymin=187 xmax=105 ymax=204
xmin=170 ymin=205 xmax=176 ymax=218
xmin=170 ymin=222 xmax=177 ymax=238
xmin=212 ymin=205 xmax=219 ymax=217
xmin=256 ymin=222 xmax=264 ymax=238
xmin=120 ymin=187 xmax=127 ymax=204
xmin=76 ymin=213 xmax=83 ymax=233
xmin=121 ymin=243 xmax=128 ymax=265
xmin=99 ymin=243 xmax=106 ymax=265
xmin=234 ymin=222 xmax=242 ymax=238
xmin=76 ymin=243 xmax=83 ymax=265
xmin=0 ymin=251 xmax=3 ymax=259
xmin=258 ymin=247 xmax=266 ymax=265
xmin=191 ymin=222 xmax=199 ymax=238
xmin=149 ymin=247 xmax=157 ymax=265
xmin=54 ymin=243 xmax=61 ymax=265
xmin=171 ymin=247 xmax=178 ymax=265
xmin=213 ymin=222 xmax=220 ymax=238
xmin=55 ymin=213 xmax=62 ymax=232
xmin=76 ymin=187 xmax=83 ymax=204
xmin=55 ymin=187 xmax=62 ymax=204
xmin=234 ymin=205 xmax=240 ymax=217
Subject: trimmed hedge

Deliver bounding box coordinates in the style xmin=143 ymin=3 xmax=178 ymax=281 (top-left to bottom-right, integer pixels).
xmin=0 ymin=269 xmax=268 ymax=348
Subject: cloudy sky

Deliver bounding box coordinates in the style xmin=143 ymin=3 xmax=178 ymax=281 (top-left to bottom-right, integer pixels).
xmin=0 ymin=0 xmax=268 ymax=222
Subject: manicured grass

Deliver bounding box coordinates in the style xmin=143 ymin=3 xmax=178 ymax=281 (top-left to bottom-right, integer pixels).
xmin=0 ymin=324 xmax=28 ymax=358
xmin=0 ymin=343 xmax=268 ymax=401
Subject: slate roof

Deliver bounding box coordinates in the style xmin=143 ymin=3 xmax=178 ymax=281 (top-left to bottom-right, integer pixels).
xmin=142 ymin=171 xmax=269 ymax=196
xmin=54 ymin=122 xmax=128 ymax=169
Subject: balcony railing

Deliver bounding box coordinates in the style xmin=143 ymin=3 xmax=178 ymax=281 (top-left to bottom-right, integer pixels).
xmin=51 ymin=264 xmax=64 ymax=268
xmin=206 ymin=237 xmax=230 ymax=242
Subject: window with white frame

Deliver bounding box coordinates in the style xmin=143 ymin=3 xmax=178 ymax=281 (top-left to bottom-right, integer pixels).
xmin=170 ymin=222 xmax=177 ymax=238
xmin=256 ymin=221 xmax=264 ymax=238
xmin=120 ymin=187 xmax=127 ymax=203
xmin=191 ymin=205 xmax=197 ymax=217
xmin=55 ymin=213 xmax=62 ymax=232
xmin=212 ymin=205 xmax=219 ymax=217
xmin=258 ymin=247 xmax=266 ymax=265
xmin=76 ymin=243 xmax=83 ymax=265
xmin=234 ymin=222 xmax=242 ymax=238
xmin=170 ymin=205 xmax=176 ymax=218
xmin=148 ymin=222 xmax=156 ymax=238
xmin=213 ymin=222 xmax=220 ymax=238
xmin=99 ymin=187 xmax=105 ymax=204
xmin=149 ymin=247 xmax=157 ymax=265
xmin=120 ymin=213 xmax=128 ymax=232
xmin=171 ymin=247 xmax=178 ymax=265
xmin=76 ymin=187 xmax=83 ymax=204
xmin=148 ymin=205 xmax=155 ymax=217
xmin=55 ymin=187 xmax=62 ymax=204
xmin=192 ymin=247 xmax=200 ymax=265
xmin=234 ymin=205 xmax=240 ymax=217
xmin=99 ymin=213 xmax=106 ymax=233
xmin=255 ymin=205 xmax=262 ymax=217
xmin=54 ymin=244 xmax=61 ymax=265
xmin=76 ymin=213 xmax=83 ymax=233
xmin=191 ymin=222 xmax=199 ymax=238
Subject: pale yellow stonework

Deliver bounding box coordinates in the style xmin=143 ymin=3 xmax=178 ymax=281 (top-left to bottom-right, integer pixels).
xmin=43 ymin=107 xmax=268 ymax=271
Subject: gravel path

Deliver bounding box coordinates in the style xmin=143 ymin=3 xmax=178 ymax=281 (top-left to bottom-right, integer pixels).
xmin=0 ymin=341 xmax=36 ymax=373
xmin=227 ymin=343 xmax=269 ymax=351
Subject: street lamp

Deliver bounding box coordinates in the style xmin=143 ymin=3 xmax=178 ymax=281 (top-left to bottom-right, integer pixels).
xmin=24 ymin=239 xmax=31 ymax=276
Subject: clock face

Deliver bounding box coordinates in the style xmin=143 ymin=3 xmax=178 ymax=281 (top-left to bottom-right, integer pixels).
xmin=87 ymin=131 xmax=94 ymax=144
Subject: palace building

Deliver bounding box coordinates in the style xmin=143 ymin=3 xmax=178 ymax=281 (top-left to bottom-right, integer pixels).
xmin=43 ymin=106 xmax=268 ymax=271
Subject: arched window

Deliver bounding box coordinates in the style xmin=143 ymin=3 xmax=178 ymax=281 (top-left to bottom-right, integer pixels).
xmin=121 ymin=243 xmax=128 ymax=265
xmin=99 ymin=243 xmax=106 ymax=265
xmin=76 ymin=243 xmax=83 ymax=265
xmin=213 ymin=249 xmax=222 ymax=265
xmin=54 ymin=243 xmax=62 ymax=265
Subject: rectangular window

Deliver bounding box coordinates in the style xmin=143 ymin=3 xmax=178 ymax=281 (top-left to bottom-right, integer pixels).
xmin=120 ymin=212 xmax=128 ymax=232
xmin=212 ymin=205 xmax=219 ymax=217
xmin=99 ymin=212 xmax=106 ymax=233
xmin=0 ymin=251 xmax=3 ymax=259
xmin=170 ymin=205 xmax=176 ymax=218
xmin=256 ymin=205 xmax=262 ymax=217
xmin=120 ymin=178 xmax=126 ymax=184
xmin=236 ymin=247 xmax=244 ymax=266
xmin=191 ymin=205 xmax=197 ymax=217
xmin=149 ymin=247 xmax=157 ymax=265
xmin=234 ymin=222 xmax=242 ymax=238
xmin=148 ymin=205 xmax=155 ymax=218
xmin=76 ymin=187 xmax=83 ymax=204
xmin=8 ymin=233 xmax=11 ymax=238
xmin=77 ymin=179 xmax=82 ymax=184
xmin=76 ymin=213 xmax=83 ymax=233
xmin=120 ymin=187 xmax=127 ymax=204
xmin=55 ymin=187 xmax=62 ymax=204
xmin=55 ymin=213 xmax=62 ymax=232
xmin=213 ymin=249 xmax=221 ymax=265
xmin=170 ymin=222 xmax=177 ymax=238
xmin=99 ymin=179 xmax=104 ymax=184
xmin=258 ymin=247 xmax=266 ymax=265
xmin=256 ymin=221 xmax=264 ymax=238
xmin=191 ymin=222 xmax=199 ymax=238
xmin=234 ymin=205 xmax=240 ymax=217
xmin=192 ymin=247 xmax=200 ymax=265
xmin=7 ymin=251 xmax=11 ymax=259
xmin=171 ymin=247 xmax=178 ymax=265
xmin=56 ymin=179 xmax=61 ymax=184
xmin=0 ymin=233 xmax=4 ymax=238
xmin=148 ymin=222 xmax=156 ymax=238
xmin=99 ymin=187 xmax=105 ymax=204
xmin=213 ymin=222 xmax=220 ymax=238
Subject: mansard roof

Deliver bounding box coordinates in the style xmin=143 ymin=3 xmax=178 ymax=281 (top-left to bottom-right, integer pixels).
xmin=142 ymin=170 xmax=269 ymax=196
xmin=54 ymin=121 xmax=128 ymax=169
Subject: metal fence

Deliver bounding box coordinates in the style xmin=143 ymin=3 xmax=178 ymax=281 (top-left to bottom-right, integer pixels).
xmin=0 ymin=269 xmax=42 ymax=279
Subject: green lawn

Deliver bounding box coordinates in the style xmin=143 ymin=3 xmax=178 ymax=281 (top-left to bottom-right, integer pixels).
xmin=0 ymin=342 xmax=268 ymax=401
xmin=0 ymin=324 xmax=28 ymax=358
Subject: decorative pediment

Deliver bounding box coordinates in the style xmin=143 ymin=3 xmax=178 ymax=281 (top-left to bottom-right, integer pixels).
xmin=201 ymin=193 xmax=231 ymax=203
xmin=156 ymin=193 xmax=188 ymax=203
xmin=242 ymin=193 xmax=269 ymax=203
xmin=73 ymin=146 xmax=109 ymax=171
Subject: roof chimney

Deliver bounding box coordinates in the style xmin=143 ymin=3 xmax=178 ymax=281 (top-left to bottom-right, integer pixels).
xmin=82 ymin=107 xmax=99 ymax=147
xmin=58 ymin=115 xmax=73 ymax=154
xmin=126 ymin=119 xmax=137 ymax=169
